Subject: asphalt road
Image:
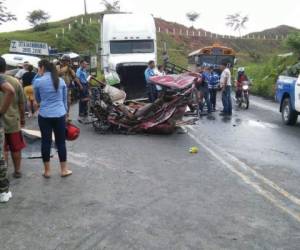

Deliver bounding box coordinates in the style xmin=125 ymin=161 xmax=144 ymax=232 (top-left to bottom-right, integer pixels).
xmin=1 ymin=96 xmax=300 ymax=250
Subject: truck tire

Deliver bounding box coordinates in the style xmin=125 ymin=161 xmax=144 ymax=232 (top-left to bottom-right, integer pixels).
xmin=281 ymin=98 xmax=298 ymax=125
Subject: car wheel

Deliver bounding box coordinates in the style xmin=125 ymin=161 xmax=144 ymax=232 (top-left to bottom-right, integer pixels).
xmin=282 ymin=98 xmax=298 ymax=125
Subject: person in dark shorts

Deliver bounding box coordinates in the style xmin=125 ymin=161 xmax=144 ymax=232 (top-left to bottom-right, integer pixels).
xmin=0 ymin=57 xmax=26 ymax=179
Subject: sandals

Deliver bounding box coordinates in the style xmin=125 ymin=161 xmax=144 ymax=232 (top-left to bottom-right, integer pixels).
xmin=42 ymin=173 xmax=51 ymax=179
xmin=13 ymin=172 xmax=22 ymax=179
xmin=42 ymin=170 xmax=72 ymax=178
xmin=61 ymin=170 xmax=72 ymax=178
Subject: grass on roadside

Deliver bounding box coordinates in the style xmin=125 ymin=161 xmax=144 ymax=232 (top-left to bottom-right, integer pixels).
xmin=241 ymin=55 xmax=298 ymax=98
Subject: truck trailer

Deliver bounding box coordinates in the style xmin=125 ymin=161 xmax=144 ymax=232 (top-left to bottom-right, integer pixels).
xmin=101 ymin=13 xmax=157 ymax=99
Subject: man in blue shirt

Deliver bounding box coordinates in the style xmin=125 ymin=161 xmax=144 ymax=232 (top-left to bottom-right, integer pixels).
xmin=144 ymin=60 xmax=157 ymax=102
xmin=76 ymin=60 xmax=90 ymax=122
xmin=198 ymin=66 xmax=212 ymax=116
xmin=208 ymin=67 xmax=220 ymax=111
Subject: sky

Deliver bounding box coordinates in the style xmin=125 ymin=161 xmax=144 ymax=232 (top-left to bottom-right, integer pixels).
xmin=0 ymin=0 xmax=299 ymax=35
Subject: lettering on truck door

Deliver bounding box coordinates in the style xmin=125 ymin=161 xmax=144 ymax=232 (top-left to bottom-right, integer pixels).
xmin=295 ymin=75 xmax=300 ymax=112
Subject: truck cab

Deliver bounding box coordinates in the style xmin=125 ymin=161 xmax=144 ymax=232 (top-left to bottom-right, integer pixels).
xmin=101 ymin=13 xmax=157 ymax=99
xmin=275 ymin=63 xmax=300 ymax=125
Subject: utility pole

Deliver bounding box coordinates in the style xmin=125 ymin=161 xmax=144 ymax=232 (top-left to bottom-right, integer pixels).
xmin=84 ymin=0 xmax=87 ymax=15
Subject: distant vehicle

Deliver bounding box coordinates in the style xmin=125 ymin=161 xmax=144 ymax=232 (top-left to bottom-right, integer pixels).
xmin=188 ymin=43 xmax=236 ymax=72
xmin=1 ymin=53 xmax=41 ymax=69
xmin=275 ymin=63 xmax=300 ymax=125
xmin=101 ymin=13 xmax=157 ymax=98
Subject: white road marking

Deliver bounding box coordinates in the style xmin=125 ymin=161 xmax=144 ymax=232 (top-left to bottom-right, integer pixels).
xmin=188 ymin=126 xmax=300 ymax=222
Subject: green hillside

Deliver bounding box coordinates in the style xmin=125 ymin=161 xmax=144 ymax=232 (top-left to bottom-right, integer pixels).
xmin=0 ymin=12 xmax=295 ymax=69
xmin=0 ymin=13 xmax=101 ymax=55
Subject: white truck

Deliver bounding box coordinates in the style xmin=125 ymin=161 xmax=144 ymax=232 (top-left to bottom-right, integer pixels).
xmin=101 ymin=13 xmax=157 ymax=98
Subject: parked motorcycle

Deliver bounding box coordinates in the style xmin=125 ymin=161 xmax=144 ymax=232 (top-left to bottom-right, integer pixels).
xmin=90 ymin=74 xmax=196 ymax=134
xmin=236 ymin=81 xmax=250 ymax=109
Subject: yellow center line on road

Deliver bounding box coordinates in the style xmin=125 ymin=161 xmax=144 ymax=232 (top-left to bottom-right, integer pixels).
xmin=187 ymin=126 xmax=300 ymax=223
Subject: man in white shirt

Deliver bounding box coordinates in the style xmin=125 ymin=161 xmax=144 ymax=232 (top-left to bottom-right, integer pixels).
xmin=219 ymin=61 xmax=232 ymax=116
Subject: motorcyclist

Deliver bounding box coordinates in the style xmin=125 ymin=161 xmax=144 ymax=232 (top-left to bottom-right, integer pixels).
xmin=236 ymin=67 xmax=249 ymax=100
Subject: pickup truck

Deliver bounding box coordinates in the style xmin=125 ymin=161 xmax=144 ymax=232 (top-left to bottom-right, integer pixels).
xmin=275 ymin=72 xmax=300 ymax=125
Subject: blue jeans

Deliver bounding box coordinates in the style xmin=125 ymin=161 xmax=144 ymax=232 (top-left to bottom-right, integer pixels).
xmin=222 ymin=86 xmax=232 ymax=115
xmin=147 ymin=83 xmax=158 ymax=103
xmin=38 ymin=115 xmax=67 ymax=163
xmin=199 ymin=87 xmax=212 ymax=113
xmin=79 ymin=84 xmax=89 ymax=117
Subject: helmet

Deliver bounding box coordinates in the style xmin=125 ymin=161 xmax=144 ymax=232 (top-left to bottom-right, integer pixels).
xmin=66 ymin=123 xmax=80 ymax=141
xmin=61 ymin=54 xmax=71 ymax=62
xmin=238 ymin=67 xmax=245 ymax=73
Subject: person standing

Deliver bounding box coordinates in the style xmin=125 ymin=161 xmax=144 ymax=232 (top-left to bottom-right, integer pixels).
xmin=33 ymin=59 xmax=72 ymax=178
xmin=76 ymin=60 xmax=90 ymax=122
xmin=220 ymin=61 xmax=232 ymax=116
xmin=0 ymin=73 xmax=15 ymax=203
xmin=144 ymin=60 xmax=156 ymax=102
xmin=22 ymin=64 xmax=37 ymax=117
xmin=198 ymin=66 xmax=212 ymax=117
xmin=208 ymin=67 xmax=219 ymax=111
xmin=15 ymin=61 xmax=29 ymax=80
xmin=57 ymin=55 xmax=82 ymax=119
xmin=0 ymin=57 xmax=26 ymax=179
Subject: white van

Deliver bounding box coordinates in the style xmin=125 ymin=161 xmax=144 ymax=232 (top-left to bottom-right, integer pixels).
xmin=1 ymin=53 xmax=41 ymax=69
xmin=101 ymin=13 xmax=157 ymax=98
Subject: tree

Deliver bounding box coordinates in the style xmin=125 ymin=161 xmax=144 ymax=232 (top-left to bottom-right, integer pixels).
xmin=0 ymin=0 xmax=16 ymax=25
xmin=27 ymin=9 xmax=50 ymax=27
xmin=186 ymin=11 xmax=200 ymax=28
xmin=226 ymin=13 xmax=249 ymax=37
xmin=285 ymin=32 xmax=300 ymax=58
xmin=101 ymin=0 xmax=120 ymax=12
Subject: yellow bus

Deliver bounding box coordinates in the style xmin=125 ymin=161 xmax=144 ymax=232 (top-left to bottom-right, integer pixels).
xmin=188 ymin=43 xmax=236 ymax=70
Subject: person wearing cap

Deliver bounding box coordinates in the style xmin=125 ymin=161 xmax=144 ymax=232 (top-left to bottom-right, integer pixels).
xmin=15 ymin=61 xmax=29 ymax=80
xmin=219 ymin=61 xmax=232 ymax=116
xmin=76 ymin=60 xmax=90 ymax=122
xmin=57 ymin=55 xmax=82 ymax=120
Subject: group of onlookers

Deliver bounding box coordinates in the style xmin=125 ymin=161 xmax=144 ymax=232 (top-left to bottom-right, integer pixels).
xmin=144 ymin=60 xmax=234 ymax=118
xmin=192 ymin=61 xmax=234 ymax=118
xmin=0 ymin=55 xmax=91 ymax=203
